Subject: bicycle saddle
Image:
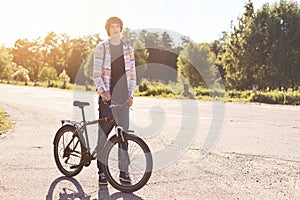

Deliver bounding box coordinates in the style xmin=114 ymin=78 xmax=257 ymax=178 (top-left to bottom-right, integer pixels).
xmin=73 ymin=101 xmax=90 ymax=107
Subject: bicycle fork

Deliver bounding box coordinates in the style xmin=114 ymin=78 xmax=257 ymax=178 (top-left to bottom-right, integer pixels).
xmin=115 ymin=126 xmax=130 ymax=172
xmin=115 ymin=125 xmax=125 ymax=142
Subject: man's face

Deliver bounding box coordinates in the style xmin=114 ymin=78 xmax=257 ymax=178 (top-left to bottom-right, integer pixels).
xmin=109 ymin=23 xmax=122 ymax=37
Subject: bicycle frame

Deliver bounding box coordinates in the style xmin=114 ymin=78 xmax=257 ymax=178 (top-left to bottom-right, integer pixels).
xmin=61 ymin=104 xmax=125 ymax=161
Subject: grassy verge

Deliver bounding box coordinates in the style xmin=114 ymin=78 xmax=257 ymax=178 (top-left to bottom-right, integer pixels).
xmin=0 ymin=80 xmax=97 ymax=92
xmin=1 ymin=80 xmax=299 ymax=105
xmin=134 ymin=80 xmax=300 ymax=105
xmin=0 ymin=108 xmax=15 ymax=135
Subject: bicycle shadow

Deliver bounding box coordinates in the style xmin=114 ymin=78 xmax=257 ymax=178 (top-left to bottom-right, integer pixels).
xmin=46 ymin=176 xmax=144 ymax=200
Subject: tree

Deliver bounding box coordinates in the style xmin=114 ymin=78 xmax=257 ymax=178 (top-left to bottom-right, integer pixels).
xmin=220 ymin=0 xmax=300 ymax=90
xmin=160 ymin=31 xmax=174 ymax=50
xmin=80 ymin=35 xmax=103 ymax=85
xmin=68 ymin=38 xmax=84 ymax=83
xmin=57 ymin=34 xmax=72 ymax=74
xmin=1 ymin=64 xmax=15 ymax=82
xmin=266 ymin=0 xmax=300 ymax=88
xmin=210 ymin=35 xmax=227 ymax=81
xmin=82 ymin=49 xmax=95 ymax=85
xmin=42 ymin=32 xmax=60 ymax=73
xmin=122 ymin=28 xmax=137 ymax=46
xmin=12 ymin=38 xmax=44 ymax=81
xmin=70 ymin=35 xmax=103 ymax=84
xmin=177 ymin=42 xmax=217 ymax=88
xmin=221 ymin=1 xmax=255 ymax=90
xmin=0 ymin=46 xmax=15 ymax=81
xmin=133 ymin=39 xmax=149 ymax=84
xmin=144 ymin=32 xmax=161 ymax=49
xmin=38 ymin=66 xmax=58 ymax=82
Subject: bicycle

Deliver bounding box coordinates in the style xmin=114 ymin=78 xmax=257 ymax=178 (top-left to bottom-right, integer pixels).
xmin=53 ymin=100 xmax=153 ymax=193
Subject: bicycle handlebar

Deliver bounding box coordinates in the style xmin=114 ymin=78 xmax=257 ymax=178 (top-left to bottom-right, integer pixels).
xmin=101 ymin=100 xmax=129 ymax=109
xmin=73 ymin=100 xmax=128 ymax=109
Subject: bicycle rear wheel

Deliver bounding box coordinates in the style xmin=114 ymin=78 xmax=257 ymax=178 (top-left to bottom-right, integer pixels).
xmin=53 ymin=125 xmax=84 ymax=177
xmin=102 ymin=133 xmax=153 ymax=193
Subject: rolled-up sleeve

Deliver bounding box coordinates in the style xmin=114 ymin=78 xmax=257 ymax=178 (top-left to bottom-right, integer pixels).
xmin=128 ymin=46 xmax=137 ymax=97
xmin=93 ymin=43 xmax=106 ymax=93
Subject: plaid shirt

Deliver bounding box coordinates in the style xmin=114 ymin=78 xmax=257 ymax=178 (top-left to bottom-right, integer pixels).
xmin=93 ymin=40 xmax=137 ymax=97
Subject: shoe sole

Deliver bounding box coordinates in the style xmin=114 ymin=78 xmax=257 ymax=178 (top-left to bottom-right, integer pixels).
xmin=119 ymin=177 xmax=132 ymax=184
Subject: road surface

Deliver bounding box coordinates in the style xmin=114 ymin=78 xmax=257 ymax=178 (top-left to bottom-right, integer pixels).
xmin=0 ymin=84 xmax=299 ymax=199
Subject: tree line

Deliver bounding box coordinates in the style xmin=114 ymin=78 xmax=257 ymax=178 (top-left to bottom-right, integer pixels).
xmin=222 ymin=0 xmax=300 ymax=90
xmin=0 ymin=0 xmax=299 ymax=91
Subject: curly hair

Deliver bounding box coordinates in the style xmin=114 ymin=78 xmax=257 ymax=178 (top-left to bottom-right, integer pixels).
xmin=105 ymin=16 xmax=123 ymax=36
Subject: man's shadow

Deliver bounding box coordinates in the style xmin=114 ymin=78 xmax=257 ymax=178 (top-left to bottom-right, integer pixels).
xmin=46 ymin=176 xmax=144 ymax=200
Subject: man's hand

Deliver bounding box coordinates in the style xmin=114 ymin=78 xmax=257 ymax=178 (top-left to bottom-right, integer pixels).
xmin=100 ymin=91 xmax=111 ymax=102
xmin=128 ymin=96 xmax=133 ymax=107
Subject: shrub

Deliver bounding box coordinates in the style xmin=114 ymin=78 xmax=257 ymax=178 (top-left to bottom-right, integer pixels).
xmin=194 ymin=87 xmax=210 ymax=97
xmin=38 ymin=66 xmax=58 ymax=82
xmin=137 ymin=79 xmax=175 ymax=97
xmin=251 ymin=91 xmax=300 ymax=105
xmin=193 ymin=87 xmax=225 ymax=98
xmin=13 ymin=66 xmax=30 ymax=82
xmin=59 ymin=70 xmax=70 ymax=89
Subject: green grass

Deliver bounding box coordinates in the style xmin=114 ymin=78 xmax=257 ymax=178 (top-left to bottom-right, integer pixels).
xmin=0 ymin=108 xmax=15 ymax=135
xmin=134 ymin=80 xmax=300 ymax=105
xmin=2 ymin=79 xmax=299 ymax=105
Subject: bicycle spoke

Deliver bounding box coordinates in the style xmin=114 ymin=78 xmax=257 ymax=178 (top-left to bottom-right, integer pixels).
xmin=54 ymin=127 xmax=83 ymax=176
xmin=103 ymin=134 xmax=152 ymax=193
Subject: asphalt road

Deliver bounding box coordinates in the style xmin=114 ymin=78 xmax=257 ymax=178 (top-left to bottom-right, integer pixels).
xmin=0 ymin=84 xmax=299 ymax=200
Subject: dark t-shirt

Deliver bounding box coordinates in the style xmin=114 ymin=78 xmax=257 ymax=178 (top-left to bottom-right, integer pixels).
xmin=110 ymin=43 xmax=128 ymax=103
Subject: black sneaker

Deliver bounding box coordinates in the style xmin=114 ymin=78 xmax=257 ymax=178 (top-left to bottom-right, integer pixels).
xmin=98 ymin=173 xmax=108 ymax=185
xmin=119 ymin=172 xmax=132 ymax=184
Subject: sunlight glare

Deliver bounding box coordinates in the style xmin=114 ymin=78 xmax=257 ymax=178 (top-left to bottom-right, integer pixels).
xmin=1 ymin=0 xmax=80 ymax=46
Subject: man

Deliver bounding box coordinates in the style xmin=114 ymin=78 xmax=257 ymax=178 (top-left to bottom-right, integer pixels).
xmin=93 ymin=16 xmax=137 ymax=185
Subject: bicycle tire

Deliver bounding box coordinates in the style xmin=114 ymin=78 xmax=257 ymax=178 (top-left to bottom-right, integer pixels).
xmin=102 ymin=133 xmax=153 ymax=193
xmin=53 ymin=125 xmax=84 ymax=177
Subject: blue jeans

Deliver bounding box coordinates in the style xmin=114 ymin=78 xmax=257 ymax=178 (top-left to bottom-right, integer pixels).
xmin=97 ymin=97 xmax=129 ymax=175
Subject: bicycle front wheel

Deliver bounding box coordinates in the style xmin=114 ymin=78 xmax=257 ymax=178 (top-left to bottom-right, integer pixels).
xmin=53 ymin=125 xmax=84 ymax=177
xmin=102 ymin=133 xmax=153 ymax=193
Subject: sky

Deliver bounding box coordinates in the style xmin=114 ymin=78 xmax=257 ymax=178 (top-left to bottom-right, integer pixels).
xmin=1 ymin=0 xmax=298 ymax=47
